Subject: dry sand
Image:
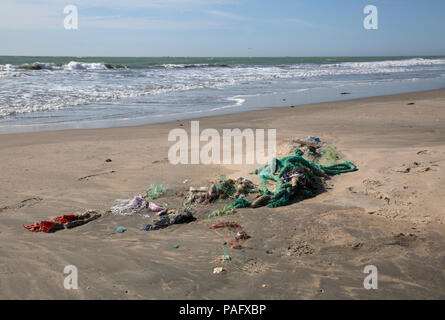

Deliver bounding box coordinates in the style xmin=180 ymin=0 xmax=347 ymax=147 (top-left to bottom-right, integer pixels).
xmin=0 ymin=89 xmax=444 ymax=299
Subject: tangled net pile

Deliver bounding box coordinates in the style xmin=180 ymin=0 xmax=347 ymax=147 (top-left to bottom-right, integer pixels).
xmin=232 ymin=149 xmax=357 ymax=209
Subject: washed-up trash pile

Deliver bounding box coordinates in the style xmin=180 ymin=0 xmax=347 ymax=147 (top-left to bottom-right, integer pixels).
xmin=23 ymin=211 xmax=101 ymax=233
xmin=179 ymin=138 xmax=357 ymax=212
xmin=140 ymin=207 xmax=196 ymax=231
xmin=110 ymin=189 xmax=197 ymax=231
xmin=230 ymin=148 xmax=357 ymax=209
xmin=227 ymin=137 xmax=357 ymax=209
xmin=288 ymin=136 xmax=340 ymax=166
xmin=22 ymin=137 xmax=357 ymax=240
xmin=184 ymin=176 xmax=257 ymax=206
xmin=111 ymin=195 xmax=167 ymax=216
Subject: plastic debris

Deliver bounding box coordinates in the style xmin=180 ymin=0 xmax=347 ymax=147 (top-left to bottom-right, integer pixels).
xmin=214 ymin=254 xmax=231 ymax=262
xmin=213 ymin=267 xmax=225 ymax=274
xmin=116 ymin=226 xmax=127 ymax=233
xmin=208 ymin=205 xmax=236 ymax=219
xmin=231 ymin=197 xmax=250 ymax=209
xmin=23 ymin=211 xmax=101 ymax=233
xmin=288 ymin=137 xmax=342 ymax=166
xmin=173 ymin=244 xmax=180 ymax=249
xmin=147 ymin=184 xmax=166 ymax=200
xmin=209 ymin=222 xmax=250 ymax=249
xmin=140 ymin=224 xmax=152 ymax=231
xmin=140 ymin=209 xmax=196 ymax=231
xmin=184 ymin=176 xmax=257 ymax=206
xmin=244 ymin=149 xmax=357 ymax=208
xmin=111 ymin=195 xmax=167 ymax=216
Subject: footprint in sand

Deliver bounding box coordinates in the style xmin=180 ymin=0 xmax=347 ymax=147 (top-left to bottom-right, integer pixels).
xmin=0 ymin=197 xmax=43 ymax=212
xmin=394 ymin=162 xmax=435 ymax=174
xmin=240 ymin=259 xmax=272 ymax=274
xmin=78 ymin=170 xmax=116 ymax=181
xmin=384 ymin=233 xmax=418 ymax=248
xmin=284 ymin=241 xmax=315 ymax=257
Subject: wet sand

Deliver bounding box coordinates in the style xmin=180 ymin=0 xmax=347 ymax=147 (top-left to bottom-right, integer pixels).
xmin=0 ymin=89 xmax=444 ymax=299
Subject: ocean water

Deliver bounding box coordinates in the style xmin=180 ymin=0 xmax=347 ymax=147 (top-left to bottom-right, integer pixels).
xmin=1 ymin=56 xmax=445 ymax=133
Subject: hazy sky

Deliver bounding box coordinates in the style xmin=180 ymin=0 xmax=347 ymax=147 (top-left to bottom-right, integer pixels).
xmin=1 ymin=0 xmax=444 ymax=57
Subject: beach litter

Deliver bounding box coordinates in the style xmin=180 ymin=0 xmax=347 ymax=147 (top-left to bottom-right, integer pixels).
xmin=111 ymin=195 xmax=167 ymax=216
xmin=116 ymin=226 xmax=127 ymax=233
xmin=147 ymin=184 xmax=166 ymax=200
xmin=184 ymin=176 xmax=257 ymax=206
xmin=23 ymin=211 xmax=101 ymax=233
xmin=22 ymin=136 xmax=357 ymax=245
xmin=288 ymin=136 xmax=342 ymax=166
xmin=213 ymin=267 xmax=225 ymax=274
xmin=214 ymin=254 xmax=231 ymax=262
xmin=140 ymin=224 xmax=152 ymax=231
xmin=208 ymin=205 xmax=236 ymax=219
xmin=140 ymin=208 xmax=196 ymax=231
xmin=210 ymin=222 xmax=250 ymax=249
xmin=228 ymin=148 xmax=357 ymax=209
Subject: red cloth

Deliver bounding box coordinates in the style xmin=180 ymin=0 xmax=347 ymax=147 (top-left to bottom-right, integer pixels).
xmin=50 ymin=214 xmax=79 ymax=224
xmin=23 ymin=222 xmax=43 ymax=232
xmin=23 ymin=214 xmax=79 ymax=233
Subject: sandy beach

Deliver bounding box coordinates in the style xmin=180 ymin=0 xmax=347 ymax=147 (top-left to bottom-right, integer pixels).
xmin=1 ymin=88 xmax=444 ymax=299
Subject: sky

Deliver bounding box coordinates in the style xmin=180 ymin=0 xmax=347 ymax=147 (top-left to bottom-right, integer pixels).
xmin=0 ymin=0 xmax=444 ymax=57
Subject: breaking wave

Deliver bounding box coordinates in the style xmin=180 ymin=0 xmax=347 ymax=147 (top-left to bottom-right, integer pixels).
xmin=15 ymin=61 xmax=126 ymax=71
xmin=0 ymin=57 xmax=444 ymax=120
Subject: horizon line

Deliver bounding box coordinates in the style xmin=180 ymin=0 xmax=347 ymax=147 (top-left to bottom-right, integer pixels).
xmin=1 ymin=54 xmax=445 ymax=59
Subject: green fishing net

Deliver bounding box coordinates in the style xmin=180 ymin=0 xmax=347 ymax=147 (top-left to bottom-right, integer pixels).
xmin=147 ymin=184 xmax=166 ymax=200
xmin=232 ymin=149 xmax=357 ymax=209
xmin=215 ymin=175 xmax=237 ymax=197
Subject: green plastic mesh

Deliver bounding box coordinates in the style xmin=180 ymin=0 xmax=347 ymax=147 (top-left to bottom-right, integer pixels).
xmin=146 ymin=184 xmax=166 ymax=199
xmin=208 ymin=205 xmax=236 ymax=219
xmin=232 ymin=197 xmax=251 ymax=208
xmin=215 ymin=175 xmax=237 ymax=197
xmin=250 ymin=149 xmax=357 ymax=208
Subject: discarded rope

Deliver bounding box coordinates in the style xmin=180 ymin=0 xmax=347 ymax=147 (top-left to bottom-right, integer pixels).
xmin=246 ymin=149 xmax=358 ymax=208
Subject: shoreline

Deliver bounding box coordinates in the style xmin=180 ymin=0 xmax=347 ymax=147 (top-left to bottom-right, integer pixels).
xmin=1 ymin=88 xmax=444 ymax=299
xmin=1 ymin=87 xmax=445 ymax=136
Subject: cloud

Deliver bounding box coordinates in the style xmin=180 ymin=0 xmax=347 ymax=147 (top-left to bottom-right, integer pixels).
xmin=4 ymin=0 xmax=240 ymax=10
xmin=207 ymin=10 xmax=247 ymax=21
xmin=0 ymin=1 xmax=61 ymax=29
xmin=0 ymin=0 xmax=237 ymax=30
